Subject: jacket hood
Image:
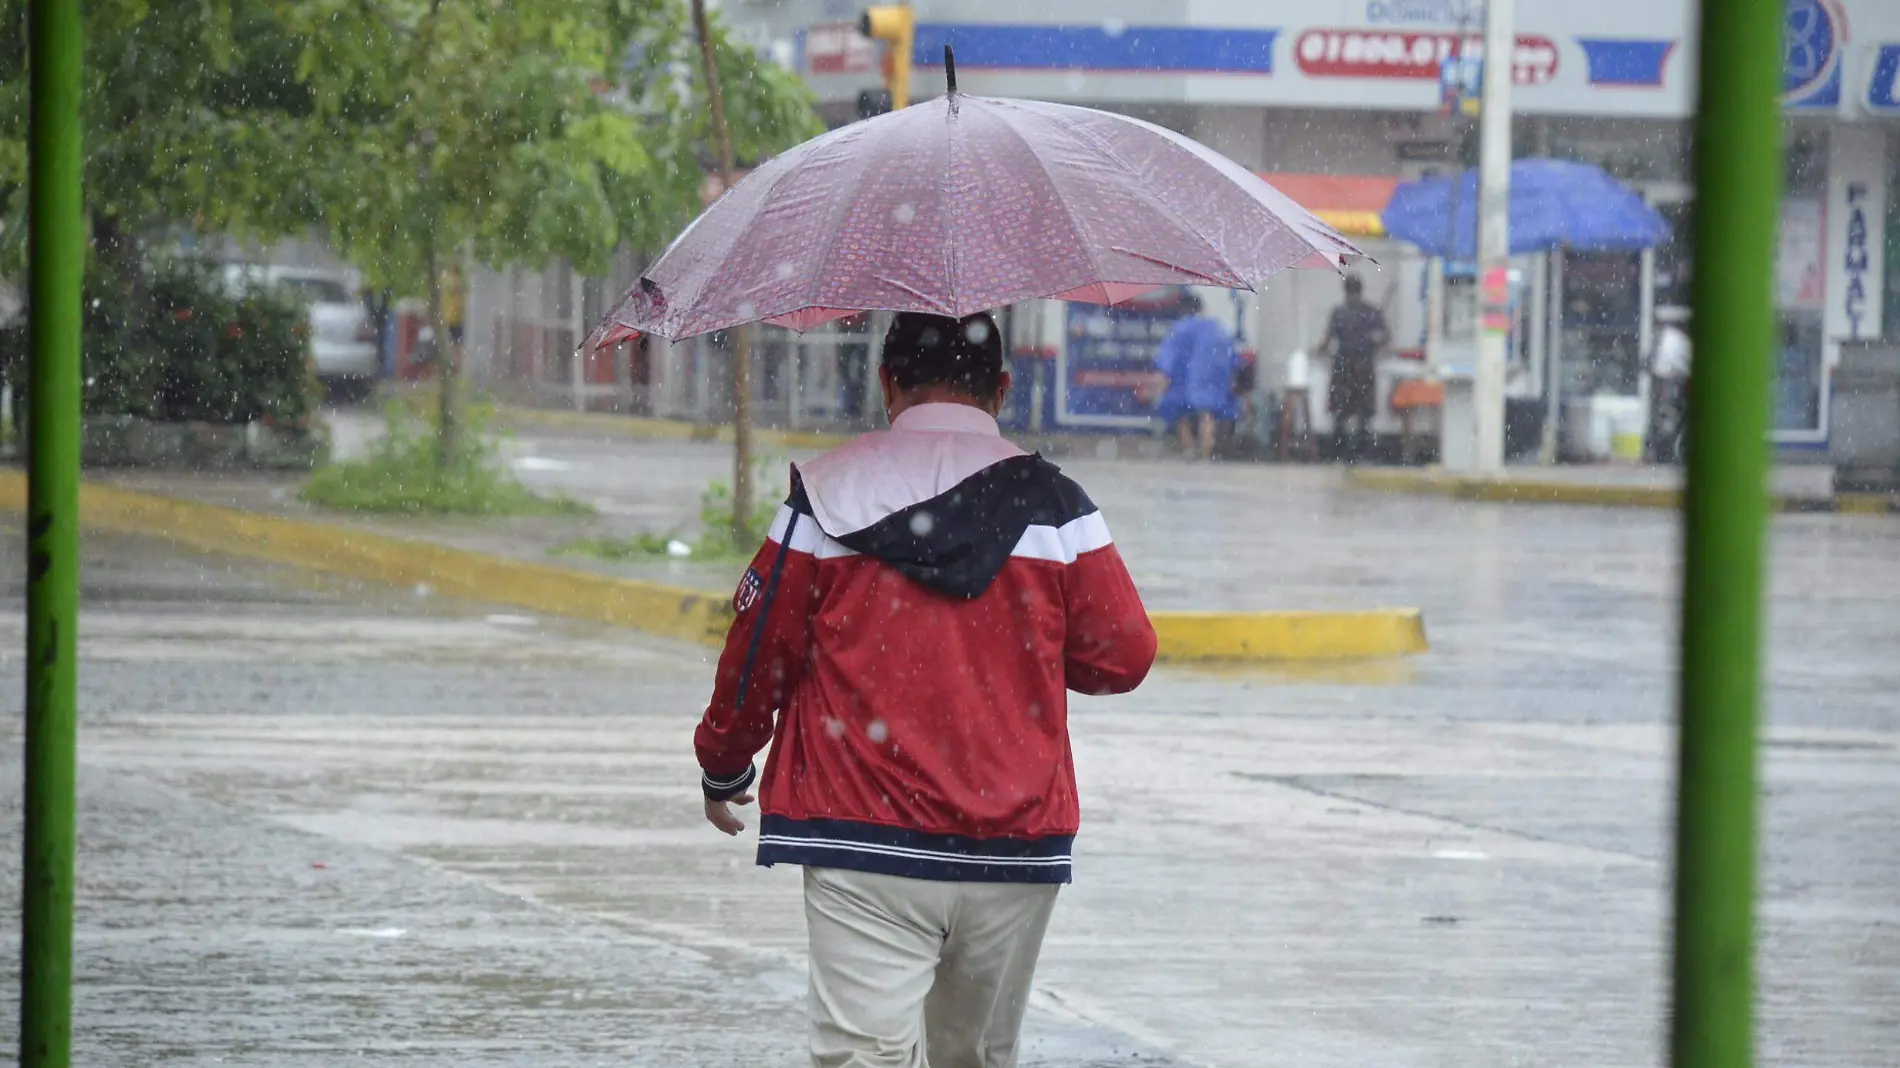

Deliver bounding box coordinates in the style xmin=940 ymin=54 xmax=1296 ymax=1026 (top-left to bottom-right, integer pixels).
xmin=793 ymin=453 xmax=1073 ymax=600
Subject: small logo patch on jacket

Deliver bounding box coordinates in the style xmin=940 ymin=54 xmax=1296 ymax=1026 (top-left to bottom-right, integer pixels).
xmin=734 ymin=568 xmax=763 ymax=613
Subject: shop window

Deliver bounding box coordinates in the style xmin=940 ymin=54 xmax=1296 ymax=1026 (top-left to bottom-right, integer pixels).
xmin=1774 ymin=126 xmax=1828 ymax=436
xmin=1559 ymin=249 xmax=1644 ymax=398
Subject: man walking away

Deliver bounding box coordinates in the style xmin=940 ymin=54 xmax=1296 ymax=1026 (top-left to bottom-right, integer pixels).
xmin=695 ymin=311 xmax=1158 ymax=1068
xmin=1151 ymin=291 xmax=1242 ymax=460
xmin=1318 ymin=274 xmax=1389 ymax=464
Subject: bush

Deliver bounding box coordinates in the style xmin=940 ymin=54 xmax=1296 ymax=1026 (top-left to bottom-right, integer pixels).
xmin=300 ymin=398 xmax=590 ymax=516
xmin=149 ymin=266 xmax=318 ymax=426
xmin=699 ymin=466 xmax=785 ymax=549
xmin=0 ymin=260 xmax=319 ymax=429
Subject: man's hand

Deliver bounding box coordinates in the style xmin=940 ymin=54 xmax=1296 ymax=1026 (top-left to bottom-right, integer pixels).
xmin=705 ymin=792 xmax=755 ymax=836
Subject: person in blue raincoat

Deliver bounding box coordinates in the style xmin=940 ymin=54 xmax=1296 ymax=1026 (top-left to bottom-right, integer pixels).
xmin=1150 ymin=291 xmax=1242 ymax=460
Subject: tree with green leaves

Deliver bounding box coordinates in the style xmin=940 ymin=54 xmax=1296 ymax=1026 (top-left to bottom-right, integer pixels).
xmin=2 ymin=0 xmax=821 ymax=484
xmin=279 ymin=0 xmax=820 ymax=467
xmin=0 ymin=0 xmax=322 ymax=280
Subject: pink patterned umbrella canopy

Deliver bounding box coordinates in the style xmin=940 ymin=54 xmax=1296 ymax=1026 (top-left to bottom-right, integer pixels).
xmin=591 ymin=92 xmax=1364 ymax=344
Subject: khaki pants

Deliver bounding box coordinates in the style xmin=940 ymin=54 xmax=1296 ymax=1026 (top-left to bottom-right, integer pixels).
xmin=803 ymin=867 xmax=1060 ymax=1068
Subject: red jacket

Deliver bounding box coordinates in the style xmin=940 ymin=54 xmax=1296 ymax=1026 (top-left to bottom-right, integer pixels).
xmin=695 ymin=403 xmax=1156 ymax=884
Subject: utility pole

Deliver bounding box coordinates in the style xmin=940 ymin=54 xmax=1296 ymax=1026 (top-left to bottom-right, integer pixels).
xmin=690 ymin=0 xmax=755 ymax=550
xmin=23 ymin=1 xmax=83 ymax=1065
xmin=1670 ymin=1 xmax=1778 ymax=1066
xmin=1473 ymin=0 xmax=1514 ymax=472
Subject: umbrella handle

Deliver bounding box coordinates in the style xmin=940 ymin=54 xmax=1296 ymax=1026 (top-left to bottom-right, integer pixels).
xmin=945 ymin=45 xmax=957 ymax=94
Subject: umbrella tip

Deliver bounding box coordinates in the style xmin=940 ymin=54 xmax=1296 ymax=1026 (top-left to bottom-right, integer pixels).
xmin=944 ymin=44 xmax=957 ymax=94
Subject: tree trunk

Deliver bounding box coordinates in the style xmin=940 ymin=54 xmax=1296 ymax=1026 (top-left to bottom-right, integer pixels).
xmin=425 ymin=238 xmax=458 ymax=470
xmin=691 ymin=0 xmax=753 ymax=550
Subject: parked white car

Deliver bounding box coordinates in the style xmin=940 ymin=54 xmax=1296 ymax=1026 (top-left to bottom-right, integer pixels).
xmin=220 ymin=263 xmax=378 ymax=394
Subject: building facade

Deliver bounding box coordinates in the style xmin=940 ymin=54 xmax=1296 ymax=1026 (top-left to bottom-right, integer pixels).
xmin=714 ymin=0 xmax=1899 ymax=450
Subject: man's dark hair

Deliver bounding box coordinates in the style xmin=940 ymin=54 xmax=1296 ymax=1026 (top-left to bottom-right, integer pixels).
xmin=1344 ymin=273 xmax=1365 ymax=298
xmin=882 ymin=311 xmax=1005 ymax=398
xmin=1179 ymin=289 xmax=1202 ymax=314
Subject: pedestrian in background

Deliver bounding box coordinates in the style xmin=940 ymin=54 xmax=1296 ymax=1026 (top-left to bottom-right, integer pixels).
xmin=1317 ymin=273 xmax=1389 ymax=464
xmin=1151 ymin=291 xmax=1242 ymax=460
xmin=696 ymin=311 xmax=1158 ymax=1068
xmin=1648 ymin=305 xmax=1692 ymax=463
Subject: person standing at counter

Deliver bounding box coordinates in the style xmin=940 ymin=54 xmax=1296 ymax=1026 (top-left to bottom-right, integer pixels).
xmin=1317 ymin=274 xmax=1389 ymax=464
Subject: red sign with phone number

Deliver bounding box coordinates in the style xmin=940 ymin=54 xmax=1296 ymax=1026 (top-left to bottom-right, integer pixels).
xmin=1295 ymin=29 xmax=1560 ymax=86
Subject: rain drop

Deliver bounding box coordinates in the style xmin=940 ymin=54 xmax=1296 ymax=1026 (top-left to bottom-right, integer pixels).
xmin=909 ymin=510 xmax=935 ymax=536
xmin=1102 ymin=18 xmax=1128 ymax=38
xmin=963 ymin=319 xmax=990 ymax=344
xmin=775 ymin=261 xmax=796 ymax=279
xmin=825 ymin=717 xmax=845 ymax=739
xmin=892 ymin=202 xmax=917 ymax=224
xmin=867 ymin=720 xmax=889 ymax=743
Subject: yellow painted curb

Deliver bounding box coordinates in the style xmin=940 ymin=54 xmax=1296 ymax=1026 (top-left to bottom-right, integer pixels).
xmin=1346 ymin=467 xmax=1897 ymax=515
xmin=1835 ymin=492 xmax=1900 ymax=516
xmin=497 ymin=405 xmax=852 ymax=452
xmin=0 ymin=470 xmax=731 ymax=646
xmin=1152 ymin=608 xmax=1428 ymax=662
xmin=0 ymin=470 xmax=1429 ymax=662
xmin=1346 ymin=467 xmax=1682 ymax=508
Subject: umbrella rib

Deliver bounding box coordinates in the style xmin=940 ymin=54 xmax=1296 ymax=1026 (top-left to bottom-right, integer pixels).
xmin=796 ymin=123 xmax=884 ymax=319
xmin=984 ymin=100 xmax=1106 ymax=301
xmin=941 ymin=103 xmax=959 ymax=313
xmin=673 ymin=161 xmax=801 ymax=336
xmin=1040 ymin=109 xmax=1254 ymax=288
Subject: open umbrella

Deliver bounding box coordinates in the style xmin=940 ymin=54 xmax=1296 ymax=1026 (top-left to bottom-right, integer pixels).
xmin=590 ymin=54 xmax=1362 ymax=345
xmin=1380 ymin=159 xmax=1671 ymax=259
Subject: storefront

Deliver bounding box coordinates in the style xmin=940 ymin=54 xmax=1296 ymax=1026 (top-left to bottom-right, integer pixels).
xmin=729 ymin=0 xmax=1900 ymax=448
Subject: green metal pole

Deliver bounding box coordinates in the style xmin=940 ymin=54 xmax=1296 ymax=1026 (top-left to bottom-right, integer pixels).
xmin=1672 ymin=1 xmax=1779 ymax=1066
xmin=22 ymin=1 xmax=83 ymax=1066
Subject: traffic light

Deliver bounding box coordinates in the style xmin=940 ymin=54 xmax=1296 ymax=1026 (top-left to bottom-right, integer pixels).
xmin=858 ymin=5 xmax=914 ymax=111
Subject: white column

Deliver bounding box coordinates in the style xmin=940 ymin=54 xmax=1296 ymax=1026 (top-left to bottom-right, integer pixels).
xmin=1472 ymin=0 xmax=1515 ymax=472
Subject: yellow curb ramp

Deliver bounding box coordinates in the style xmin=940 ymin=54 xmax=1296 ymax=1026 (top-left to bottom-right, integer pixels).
xmin=1346 ymin=467 xmax=1899 ymax=515
xmin=1151 ymin=608 xmax=1426 ymax=662
xmin=0 ymin=470 xmax=1428 ymax=663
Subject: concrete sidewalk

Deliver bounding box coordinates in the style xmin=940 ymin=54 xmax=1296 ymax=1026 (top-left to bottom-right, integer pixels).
xmin=1349 ymin=462 xmax=1900 ymax=514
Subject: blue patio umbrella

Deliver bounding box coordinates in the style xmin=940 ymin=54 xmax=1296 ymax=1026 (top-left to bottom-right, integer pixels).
xmin=1380 ymin=159 xmax=1671 ymax=258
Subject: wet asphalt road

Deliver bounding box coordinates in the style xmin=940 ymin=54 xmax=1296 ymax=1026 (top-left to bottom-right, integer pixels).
xmin=1 ymin=495 xmax=1897 ymax=1066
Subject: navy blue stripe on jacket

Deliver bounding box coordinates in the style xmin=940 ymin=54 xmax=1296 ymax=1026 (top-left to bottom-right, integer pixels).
xmin=757 ymin=815 xmax=1074 ymax=884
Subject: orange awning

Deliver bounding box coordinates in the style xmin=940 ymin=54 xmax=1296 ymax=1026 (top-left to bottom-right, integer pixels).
xmin=1258 ymin=173 xmax=1400 ymax=238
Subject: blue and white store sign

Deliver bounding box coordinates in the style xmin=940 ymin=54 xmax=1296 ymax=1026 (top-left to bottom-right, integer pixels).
xmin=1868 ymin=44 xmax=1900 ymax=115
xmin=1782 ymin=0 xmax=1849 ymax=110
